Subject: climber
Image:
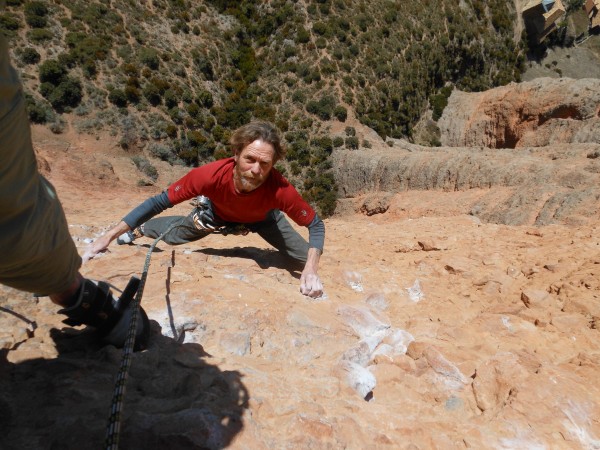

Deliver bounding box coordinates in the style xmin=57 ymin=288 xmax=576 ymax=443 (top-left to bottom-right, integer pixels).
xmin=0 ymin=36 xmax=149 ymax=349
xmin=85 ymin=121 xmax=325 ymax=298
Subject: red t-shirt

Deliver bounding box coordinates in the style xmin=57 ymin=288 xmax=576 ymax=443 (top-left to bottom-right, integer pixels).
xmin=167 ymin=157 xmax=315 ymax=226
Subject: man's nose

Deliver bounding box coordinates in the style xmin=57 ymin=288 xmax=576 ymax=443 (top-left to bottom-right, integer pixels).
xmin=250 ymin=163 xmax=261 ymax=174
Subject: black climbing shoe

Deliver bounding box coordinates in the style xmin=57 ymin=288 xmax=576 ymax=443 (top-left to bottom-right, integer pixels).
xmin=58 ymin=277 xmax=149 ymax=351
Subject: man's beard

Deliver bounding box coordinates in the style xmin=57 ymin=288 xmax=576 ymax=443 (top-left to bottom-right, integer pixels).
xmin=234 ymin=167 xmax=265 ymax=192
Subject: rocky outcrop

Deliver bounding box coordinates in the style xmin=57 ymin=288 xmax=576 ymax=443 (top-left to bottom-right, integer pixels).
xmin=438 ymin=78 xmax=600 ymax=148
xmin=333 ymin=77 xmax=600 ymax=226
xmin=332 ymin=142 xmax=600 ymax=225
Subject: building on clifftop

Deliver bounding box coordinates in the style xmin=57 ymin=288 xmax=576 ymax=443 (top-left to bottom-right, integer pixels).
xmin=522 ymin=0 xmax=567 ymax=43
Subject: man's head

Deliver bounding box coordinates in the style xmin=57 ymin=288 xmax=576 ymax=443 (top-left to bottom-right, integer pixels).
xmin=230 ymin=121 xmax=286 ymax=162
xmin=230 ymin=121 xmax=286 ymax=193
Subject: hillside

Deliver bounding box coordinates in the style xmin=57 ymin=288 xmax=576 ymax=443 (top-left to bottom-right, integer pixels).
xmin=1 ymin=0 xmax=529 ymax=215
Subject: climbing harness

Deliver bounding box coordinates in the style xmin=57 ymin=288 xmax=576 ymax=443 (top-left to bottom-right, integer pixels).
xmin=104 ymin=219 xmax=182 ymax=450
xmin=191 ymin=195 xmax=249 ymax=236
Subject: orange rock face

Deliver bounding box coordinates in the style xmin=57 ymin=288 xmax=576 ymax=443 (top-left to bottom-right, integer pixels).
xmin=1 ymin=109 xmax=600 ymax=449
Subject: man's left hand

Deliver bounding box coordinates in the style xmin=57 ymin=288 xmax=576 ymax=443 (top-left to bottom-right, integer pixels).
xmin=300 ymin=271 xmax=323 ymax=298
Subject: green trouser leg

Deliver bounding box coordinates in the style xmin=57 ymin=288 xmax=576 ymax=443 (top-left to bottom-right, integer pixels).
xmin=0 ymin=36 xmax=81 ymax=295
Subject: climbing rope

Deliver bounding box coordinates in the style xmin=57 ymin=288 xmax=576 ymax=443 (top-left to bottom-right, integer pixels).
xmin=104 ymin=220 xmax=181 ymax=450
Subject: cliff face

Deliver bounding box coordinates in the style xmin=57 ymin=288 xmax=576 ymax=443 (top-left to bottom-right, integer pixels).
xmin=333 ymin=78 xmax=600 ymax=226
xmin=438 ymin=78 xmax=600 ymax=149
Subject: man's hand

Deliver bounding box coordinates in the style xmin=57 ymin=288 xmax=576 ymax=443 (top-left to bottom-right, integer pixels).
xmin=83 ymin=221 xmax=130 ymax=263
xmin=82 ymin=234 xmax=112 ymax=262
xmin=299 ymin=247 xmax=323 ymax=298
xmin=300 ymin=271 xmax=323 ymax=298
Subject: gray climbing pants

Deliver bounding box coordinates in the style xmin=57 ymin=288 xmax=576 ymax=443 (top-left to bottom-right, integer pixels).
xmin=141 ymin=209 xmax=310 ymax=264
xmin=0 ymin=36 xmax=81 ymax=295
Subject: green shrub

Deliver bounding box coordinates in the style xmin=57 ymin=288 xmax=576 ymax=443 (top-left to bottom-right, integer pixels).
xmin=39 ymin=60 xmax=67 ymax=84
xmin=47 ymin=77 xmax=83 ymax=111
xmin=148 ymin=142 xmax=175 ymax=162
xmin=334 ymin=105 xmax=347 ymax=122
xmin=19 ymin=47 xmax=40 ymax=64
xmin=25 ymin=94 xmax=52 ymax=123
xmin=132 ymin=156 xmax=158 ymax=181
xmin=164 ymin=89 xmax=179 ymax=108
xmin=430 ymin=85 xmax=453 ymax=121
xmin=108 ymin=89 xmax=128 ymax=107
xmin=49 ymin=117 xmax=66 ymax=134
xmin=0 ymin=14 xmax=21 ymax=36
xmin=196 ymin=89 xmax=213 ymax=107
xmin=27 ymin=28 xmax=53 ymax=42
xmin=143 ymin=84 xmax=161 ymax=105
xmin=290 ymin=161 xmax=301 ymax=175
xmin=312 ymin=21 xmax=331 ymax=37
xmin=296 ymin=26 xmax=310 ymax=43
xmin=165 ymin=123 xmax=178 ymax=138
xmin=125 ymin=85 xmax=141 ymax=103
xmin=139 ymin=47 xmax=160 ymax=69
xmin=193 ymin=53 xmax=214 ymax=80
xmin=24 ymin=1 xmax=48 ymax=28
xmin=345 ymin=136 xmax=358 ymax=149
xmin=333 ymin=136 xmax=344 ymax=147
xmin=25 ymin=14 xmax=47 ymax=28
xmin=306 ymin=95 xmax=336 ymax=120
xmin=24 ymin=1 xmax=49 ymax=17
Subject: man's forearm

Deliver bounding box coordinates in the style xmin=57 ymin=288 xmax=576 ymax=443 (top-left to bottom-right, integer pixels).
xmin=304 ymin=247 xmax=321 ymax=273
xmin=122 ymin=191 xmax=172 ymax=229
xmin=105 ymin=220 xmax=131 ymax=241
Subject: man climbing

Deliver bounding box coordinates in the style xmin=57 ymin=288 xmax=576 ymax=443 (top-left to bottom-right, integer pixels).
xmin=0 ymin=36 xmax=148 ymax=349
xmin=86 ymin=121 xmax=325 ymax=298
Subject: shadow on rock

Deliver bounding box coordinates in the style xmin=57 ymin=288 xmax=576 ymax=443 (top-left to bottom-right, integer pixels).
xmin=0 ymin=320 xmax=249 ymax=450
xmin=198 ymin=246 xmax=304 ymax=276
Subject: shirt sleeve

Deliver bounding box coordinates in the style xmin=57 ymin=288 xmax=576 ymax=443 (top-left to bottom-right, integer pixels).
xmin=275 ymin=173 xmax=316 ymax=227
xmin=122 ymin=191 xmax=172 ymax=229
xmin=307 ymin=213 xmax=325 ymax=252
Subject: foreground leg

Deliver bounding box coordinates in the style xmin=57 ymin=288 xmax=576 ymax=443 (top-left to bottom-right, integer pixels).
xmin=58 ymin=277 xmax=149 ymax=350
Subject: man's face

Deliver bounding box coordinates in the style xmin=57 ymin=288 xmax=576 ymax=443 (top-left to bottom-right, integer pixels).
xmin=233 ymin=139 xmax=275 ymax=193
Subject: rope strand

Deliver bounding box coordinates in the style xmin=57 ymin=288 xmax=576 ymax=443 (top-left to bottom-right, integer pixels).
xmin=105 ymin=220 xmax=182 ymax=450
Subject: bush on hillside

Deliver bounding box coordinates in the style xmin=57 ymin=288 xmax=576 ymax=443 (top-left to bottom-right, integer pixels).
xmin=46 ymin=77 xmax=83 ymax=111
xmin=0 ymin=13 xmax=21 ymax=37
xmin=108 ymin=89 xmax=128 ymax=107
xmin=132 ymin=156 xmax=158 ymax=181
xmin=345 ymin=136 xmax=359 ymax=149
xmin=27 ymin=28 xmax=53 ymax=42
xmin=18 ymin=47 xmax=40 ymax=65
xmin=25 ymin=94 xmax=52 ymax=124
xmin=334 ymin=105 xmax=347 ymax=122
xmin=39 ymin=60 xmax=67 ymax=84
xmin=139 ymin=47 xmax=160 ymax=69
xmin=24 ymin=1 xmax=49 ymax=28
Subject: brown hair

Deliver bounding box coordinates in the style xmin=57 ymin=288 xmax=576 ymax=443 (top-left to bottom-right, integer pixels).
xmin=229 ymin=121 xmax=286 ymax=162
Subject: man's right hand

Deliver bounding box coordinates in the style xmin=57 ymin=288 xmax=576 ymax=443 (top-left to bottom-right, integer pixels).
xmin=83 ymin=221 xmax=131 ymax=263
xmin=82 ymin=234 xmax=112 ymax=262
